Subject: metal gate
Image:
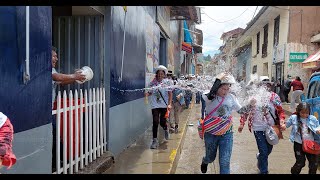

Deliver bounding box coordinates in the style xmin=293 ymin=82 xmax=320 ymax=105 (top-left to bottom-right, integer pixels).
xmin=53 ymin=16 xmax=104 ymax=92
xmin=52 ymin=16 xmax=106 ymax=174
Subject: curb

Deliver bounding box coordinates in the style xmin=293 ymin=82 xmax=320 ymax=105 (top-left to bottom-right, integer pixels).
xmin=168 ymin=107 xmax=194 ymax=174
xmin=75 ymin=151 xmax=115 ymax=174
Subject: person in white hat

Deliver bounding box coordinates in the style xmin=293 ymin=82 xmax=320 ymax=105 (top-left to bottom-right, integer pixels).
xmin=200 ymin=72 xmax=242 ymax=174
xmin=146 ymin=65 xmax=172 ymax=149
xmin=238 ymin=76 xmax=285 ymax=174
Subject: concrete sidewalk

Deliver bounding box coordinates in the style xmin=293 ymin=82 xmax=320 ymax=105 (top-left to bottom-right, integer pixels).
xmin=103 ymin=103 xmax=195 ymax=174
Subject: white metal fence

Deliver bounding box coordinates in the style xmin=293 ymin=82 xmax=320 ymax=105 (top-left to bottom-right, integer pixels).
xmin=52 ymin=88 xmax=107 ymax=174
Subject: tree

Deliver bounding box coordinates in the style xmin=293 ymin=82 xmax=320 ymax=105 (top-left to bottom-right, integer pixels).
xmin=204 ymin=55 xmax=212 ymax=61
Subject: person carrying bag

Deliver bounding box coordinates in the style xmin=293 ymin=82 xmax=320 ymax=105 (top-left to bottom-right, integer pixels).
xmin=197 ymin=97 xmax=225 ymax=139
xmin=285 ymin=102 xmax=320 ymax=174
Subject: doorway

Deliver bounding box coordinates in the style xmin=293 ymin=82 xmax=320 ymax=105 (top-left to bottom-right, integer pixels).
xmin=159 ymin=33 xmax=167 ymax=66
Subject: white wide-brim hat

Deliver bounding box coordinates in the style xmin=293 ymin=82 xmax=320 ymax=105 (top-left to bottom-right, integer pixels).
xmin=155 ymin=65 xmax=168 ymax=75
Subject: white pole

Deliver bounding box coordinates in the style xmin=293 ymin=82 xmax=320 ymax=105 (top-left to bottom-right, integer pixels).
xmin=119 ymin=10 xmax=127 ymax=82
xmin=25 ymin=6 xmax=30 ymax=83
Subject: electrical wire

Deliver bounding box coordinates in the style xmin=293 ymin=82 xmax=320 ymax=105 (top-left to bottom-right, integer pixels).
xmin=251 ymin=6 xmax=258 ymax=21
xmin=202 ymin=7 xmax=250 ymax=24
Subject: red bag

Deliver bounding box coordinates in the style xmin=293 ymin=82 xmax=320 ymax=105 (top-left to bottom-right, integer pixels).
xmin=164 ymin=108 xmax=170 ymax=119
xmin=302 ymin=140 xmax=320 ymax=155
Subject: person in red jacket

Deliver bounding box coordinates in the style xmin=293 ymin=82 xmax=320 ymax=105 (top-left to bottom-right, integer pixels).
xmin=0 ymin=112 xmax=16 ymax=169
xmin=290 ymin=76 xmax=304 ymax=112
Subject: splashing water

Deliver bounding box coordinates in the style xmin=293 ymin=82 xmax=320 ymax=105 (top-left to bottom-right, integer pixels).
xmin=112 ymin=72 xmax=275 ymax=114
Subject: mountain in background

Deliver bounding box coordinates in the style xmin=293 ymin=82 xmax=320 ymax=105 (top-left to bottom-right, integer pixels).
xmin=203 ymin=50 xmax=220 ymax=57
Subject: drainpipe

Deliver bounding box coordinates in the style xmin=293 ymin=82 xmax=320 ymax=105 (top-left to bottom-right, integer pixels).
xmin=24 ymin=6 xmax=30 ymax=84
xmin=119 ymin=7 xmax=127 ymax=83
xmin=300 ymin=9 xmax=303 ymax=43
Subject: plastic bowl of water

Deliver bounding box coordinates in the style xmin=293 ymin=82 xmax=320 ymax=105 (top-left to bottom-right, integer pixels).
xmin=76 ymin=66 xmax=94 ymax=84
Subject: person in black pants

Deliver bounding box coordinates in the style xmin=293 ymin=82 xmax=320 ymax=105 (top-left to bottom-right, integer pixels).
xmin=283 ymin=75 xmax=292 ymax=103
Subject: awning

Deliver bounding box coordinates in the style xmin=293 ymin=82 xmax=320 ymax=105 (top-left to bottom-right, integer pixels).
xmin=302 ymin=49 xmax=320 ymax=69
xmin=182 ymin=42 xmax=192 ymax=54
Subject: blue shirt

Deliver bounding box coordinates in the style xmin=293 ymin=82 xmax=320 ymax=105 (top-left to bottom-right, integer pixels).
xmin=172 ymin=88 xmax=185 ymax=105
xmin=286 ymin=114 xmax=320 ymax=144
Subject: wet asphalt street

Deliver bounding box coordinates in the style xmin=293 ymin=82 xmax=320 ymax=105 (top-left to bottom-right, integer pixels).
xmin=175 ymin=103 xmax=312 ymax=174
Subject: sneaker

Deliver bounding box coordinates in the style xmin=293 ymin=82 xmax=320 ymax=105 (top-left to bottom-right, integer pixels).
xmin=175 ymin=125 xmax=179 ymax=134
xmin=201 ymin=162 xmax=208 ymax=173
xmin=150 ymin=138 xmax=159 ymax=149
xmin=169 ymin=126 xmax=175 ymax=134
xmin=164 ymin=128 xmax=170 ymax=140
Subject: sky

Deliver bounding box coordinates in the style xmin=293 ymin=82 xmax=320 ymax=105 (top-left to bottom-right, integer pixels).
xmin=196 ymin=6 xmax=262 ymax=57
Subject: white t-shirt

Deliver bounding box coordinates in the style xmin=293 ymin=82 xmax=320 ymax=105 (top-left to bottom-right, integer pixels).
xmin=202 ymin=93 xmax=241 ymax=119
xmin=148 ymin=78 xmax=172 ymax=109
xmin=252 ymin=101 xmax=276 ymax=131
xmin=0 ymin=112 xmax=8 ymax=129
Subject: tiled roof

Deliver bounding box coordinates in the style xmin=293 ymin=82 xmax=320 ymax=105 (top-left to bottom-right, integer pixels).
xmin=220 ymin=27 xmax=244 ymax=39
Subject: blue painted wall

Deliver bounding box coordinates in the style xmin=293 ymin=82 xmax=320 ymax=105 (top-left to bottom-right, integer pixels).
xmin=0 ymin=6 xmax=52 ymax=133
xmin=0 ymin=6 xmax=52 ymax=173
xmin=108 ymin=6 xmax=148 ymax=108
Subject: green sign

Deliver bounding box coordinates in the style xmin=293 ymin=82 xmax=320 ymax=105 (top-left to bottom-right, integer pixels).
xmin=289 ymin=52 xmax=308 ymax=63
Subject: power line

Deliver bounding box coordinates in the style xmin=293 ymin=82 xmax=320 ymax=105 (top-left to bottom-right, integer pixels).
xmin=202 ymin=7 xmax=250 ymax=24
xmin=251 ymin=6 xmax=258 ymax=21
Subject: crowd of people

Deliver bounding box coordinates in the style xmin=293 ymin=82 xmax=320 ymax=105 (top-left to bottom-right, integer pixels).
xmin=146 ymin=64 xmax=320 ymax=174
xmin=1 ymin=60 xmax=317 ymax=174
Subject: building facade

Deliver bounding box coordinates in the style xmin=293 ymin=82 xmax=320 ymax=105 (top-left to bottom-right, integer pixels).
xmin=0 ymin=6 xmax=201 ymax=174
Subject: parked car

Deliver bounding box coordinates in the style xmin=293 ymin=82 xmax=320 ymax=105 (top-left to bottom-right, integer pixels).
xmin=303 ymin=72 xmax=320 ymax=120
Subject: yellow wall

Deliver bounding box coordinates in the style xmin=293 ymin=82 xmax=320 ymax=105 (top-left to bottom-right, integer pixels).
xmin=251 ymin=10 xmax=289 ymax=79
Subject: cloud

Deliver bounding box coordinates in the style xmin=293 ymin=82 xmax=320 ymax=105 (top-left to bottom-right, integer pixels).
xmin=196 ymin=6 xmax=262 ymax=56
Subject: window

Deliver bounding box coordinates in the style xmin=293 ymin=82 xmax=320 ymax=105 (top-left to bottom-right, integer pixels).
xmin=256 ymin=32 xmax=260 ymax=54
xmin=252 ymin=65 xmax=257 ymax=74
xmin=262 ymin=24 xmax=268 ymax=58
xmin=274 ymin=16 xmax=280 ymax=47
